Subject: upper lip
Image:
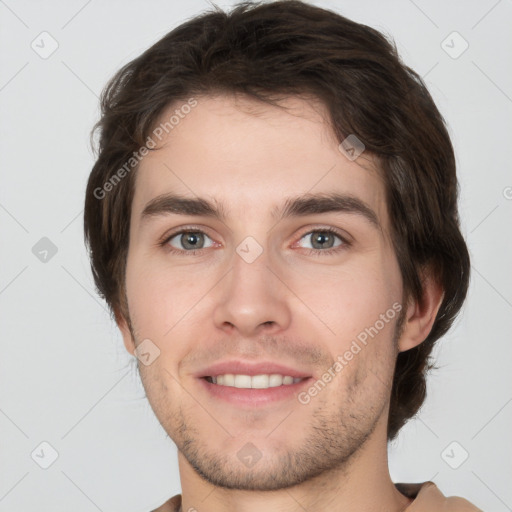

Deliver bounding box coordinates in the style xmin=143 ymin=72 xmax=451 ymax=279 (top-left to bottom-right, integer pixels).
xmin=195 ymin=360 xmax=312 ymax=379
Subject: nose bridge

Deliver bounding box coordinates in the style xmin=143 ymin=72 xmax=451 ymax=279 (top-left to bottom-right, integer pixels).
xmin=232 ymin=237 xmax=272 ymax=293
xmin=212 ymin=234 xmax=292 ymax=335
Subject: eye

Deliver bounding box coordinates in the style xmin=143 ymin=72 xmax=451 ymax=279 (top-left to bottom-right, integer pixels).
xmin=160 ymin=227 xmax=350 ymax=256
xmin=295 ymin=228 xmax=348 ymax=255
xmin=166 ymin=230 xmax=215 ymax=252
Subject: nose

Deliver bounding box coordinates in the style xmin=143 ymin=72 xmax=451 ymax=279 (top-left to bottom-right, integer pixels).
xmin=212 ymin=243 xmax=292 ymax=338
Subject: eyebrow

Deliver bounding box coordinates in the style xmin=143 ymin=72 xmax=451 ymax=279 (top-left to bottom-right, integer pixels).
xmin=141 ymin=192 xmax=380 ymax=229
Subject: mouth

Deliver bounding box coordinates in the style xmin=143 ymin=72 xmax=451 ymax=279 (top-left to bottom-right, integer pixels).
xmin=198 ymin=373 xmax=312 ymax=406
xmin=194 ymin=360 xmax=313 ymax=406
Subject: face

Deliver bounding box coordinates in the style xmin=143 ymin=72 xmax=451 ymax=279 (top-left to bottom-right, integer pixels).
xmin=120 ymin=94 xmax=406 ymax=490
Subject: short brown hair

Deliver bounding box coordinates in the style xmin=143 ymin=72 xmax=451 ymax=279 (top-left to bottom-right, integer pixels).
xmin=84 ymin=0 xmax=470 ymax=441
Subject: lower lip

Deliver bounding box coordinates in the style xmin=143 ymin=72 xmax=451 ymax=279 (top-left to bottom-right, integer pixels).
xmin=198 ymin=377 xmax=312 ymax=406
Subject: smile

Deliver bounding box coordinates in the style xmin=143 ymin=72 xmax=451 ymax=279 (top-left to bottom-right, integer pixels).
xmin=205 ymin=374 xmax=305 ymax=389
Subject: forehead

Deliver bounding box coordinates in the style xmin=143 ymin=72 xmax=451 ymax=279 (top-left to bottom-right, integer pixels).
xmin=131 ymin=94 xmax=388 ymax=228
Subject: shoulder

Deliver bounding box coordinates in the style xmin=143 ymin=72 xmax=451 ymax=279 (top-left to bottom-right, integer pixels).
xmin=151 ymin=493 xmax=182 ymax=512
xmin=395 ymin=481 xmax=483 ymax=511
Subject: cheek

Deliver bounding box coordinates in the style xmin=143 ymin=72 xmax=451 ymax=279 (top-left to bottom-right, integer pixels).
xmin=124 ymin=254 xmax=191 ymax=338
xmin=288 ymin=250 xmax=402 ymax=344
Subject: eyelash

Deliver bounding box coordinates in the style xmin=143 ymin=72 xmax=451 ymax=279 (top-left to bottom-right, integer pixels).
xmin=159 ymin=226 xmax=351 ymax=257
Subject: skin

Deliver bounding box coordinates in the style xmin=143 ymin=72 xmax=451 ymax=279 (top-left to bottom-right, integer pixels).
xmin=117 ymin=94 xmax=443 ymax=512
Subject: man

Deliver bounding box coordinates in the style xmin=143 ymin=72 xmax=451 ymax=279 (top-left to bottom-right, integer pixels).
xmin=84 ymin=1 xmax=481 ymax=510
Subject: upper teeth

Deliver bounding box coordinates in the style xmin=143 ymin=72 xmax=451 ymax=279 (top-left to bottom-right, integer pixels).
xmin=210 ymin=374 xmax=303 ymax=388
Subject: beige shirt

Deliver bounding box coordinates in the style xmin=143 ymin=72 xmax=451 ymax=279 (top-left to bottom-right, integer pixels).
xmin=152 ymin=481 xmax=483 ymax=511
xmin=395 ymin=482 xmax=483 ymax=511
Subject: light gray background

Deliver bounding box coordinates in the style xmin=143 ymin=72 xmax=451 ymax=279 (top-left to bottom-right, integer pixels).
xmin=1 ymin=0 xmax=511 ymax=511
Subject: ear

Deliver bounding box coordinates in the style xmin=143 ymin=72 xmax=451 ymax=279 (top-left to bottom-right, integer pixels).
xmin=114 ymin=308 xmax=136 ymax=356
xmin=398 ymin=268 xmax=445 ymax=352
